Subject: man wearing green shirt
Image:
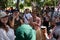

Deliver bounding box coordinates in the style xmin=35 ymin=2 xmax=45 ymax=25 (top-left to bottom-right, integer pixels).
xmin=15 ymin=24 xmax=36 ymax=40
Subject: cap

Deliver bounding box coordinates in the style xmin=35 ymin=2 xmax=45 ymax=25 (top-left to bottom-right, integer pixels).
xmin=13 ymin=9 xmax=19 ymax=13
xmin=0 ymin=11 xmax=8 ymax=18
xmin=41 ymin=26 xmax=47 ymax=29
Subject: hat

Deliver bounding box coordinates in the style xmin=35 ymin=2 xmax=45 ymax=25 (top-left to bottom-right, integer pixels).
xmin=0 ymin=11 xmax=7 ymax=18
xmin=13 ymin=9 xmax=19 ymax=13
xmin=41 ymin=26 xmax=47 ymax=29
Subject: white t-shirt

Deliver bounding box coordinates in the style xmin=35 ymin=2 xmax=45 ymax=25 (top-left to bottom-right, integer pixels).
xmin=0 ymin=25 xmax=15 ymax=40
xmin=23 ymin=13 xmax=32 ymax=24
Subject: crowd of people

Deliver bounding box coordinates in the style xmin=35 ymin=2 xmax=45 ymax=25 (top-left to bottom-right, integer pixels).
xmin=0 ymin=4 xmax=60 ymax=40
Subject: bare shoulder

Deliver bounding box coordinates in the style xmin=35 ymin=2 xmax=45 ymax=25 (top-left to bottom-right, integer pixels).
xmin=36 ymin=17 xmax=41 ymax=20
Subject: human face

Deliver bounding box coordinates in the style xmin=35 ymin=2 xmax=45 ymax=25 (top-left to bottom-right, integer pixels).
xmin=32 ymin=11 xmax=37 ymax=17
xmin=0 ymin=16 xmax=8 ymax=24
xmin=41 ymin=28 xmax=47 ymax=33
xmin=25 ymin=9 xmax=29 ymax=13
xmin=13 ymin=12 xmax=19 ymax=17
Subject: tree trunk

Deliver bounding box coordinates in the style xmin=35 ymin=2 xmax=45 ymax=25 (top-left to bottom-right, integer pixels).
xmin=16 ymin=0 xmax=19 ymax=10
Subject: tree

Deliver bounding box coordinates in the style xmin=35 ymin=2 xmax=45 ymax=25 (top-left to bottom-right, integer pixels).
xmin=7 ymin=0 xmax=13 ymax=7
xmin=57 ymin=0 xmax=59 ymax=5
xmin=0 ymin=0 xmax=7 ymax=9
xmin=24 ymin=0 xmax=31 ymax=6
xmin=43 ymin=0 xmax=53 ymax=6
xmin=19 ymin=4 xmax=24 ymax=9
xmin=16 ymin=0 xmax=19 ymax=10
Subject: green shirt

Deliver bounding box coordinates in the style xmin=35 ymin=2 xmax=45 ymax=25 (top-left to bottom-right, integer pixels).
xmin=15 ymin=24 xmax=36 ymax=40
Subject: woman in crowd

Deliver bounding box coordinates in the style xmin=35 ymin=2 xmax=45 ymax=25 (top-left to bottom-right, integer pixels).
xmin=29 ymin=8 xmax=44 ymax=40
xmin=41 ymin=26 xmax=49 ymax=40
xmin=0 ymin=11 xmax=15 ymax=40
xmin=8 ymin=9 xmax=23 ymax=29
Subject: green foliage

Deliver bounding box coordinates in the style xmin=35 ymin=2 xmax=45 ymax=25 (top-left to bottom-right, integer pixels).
xmin=19 ymin=4 xmax=24 ymax=9
xmin=43 ymin=1 xmax=53 ymax=6
xmin=0 ymin=0 xmax=7 ymax=9
xmin=0 ymin=0 xmax=58 ymax=9
xmin=43 ymin=0 xmax=58 ymax=6
xmin=25 ymin=0 xmax=31 ymax=3
xmin=27 ymin=3 xmax=31 ymax=6
xmin=25 ymin=0 xmax=31 ymax=6
xmin=7 ymin=0 xmax=13 ymax=7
